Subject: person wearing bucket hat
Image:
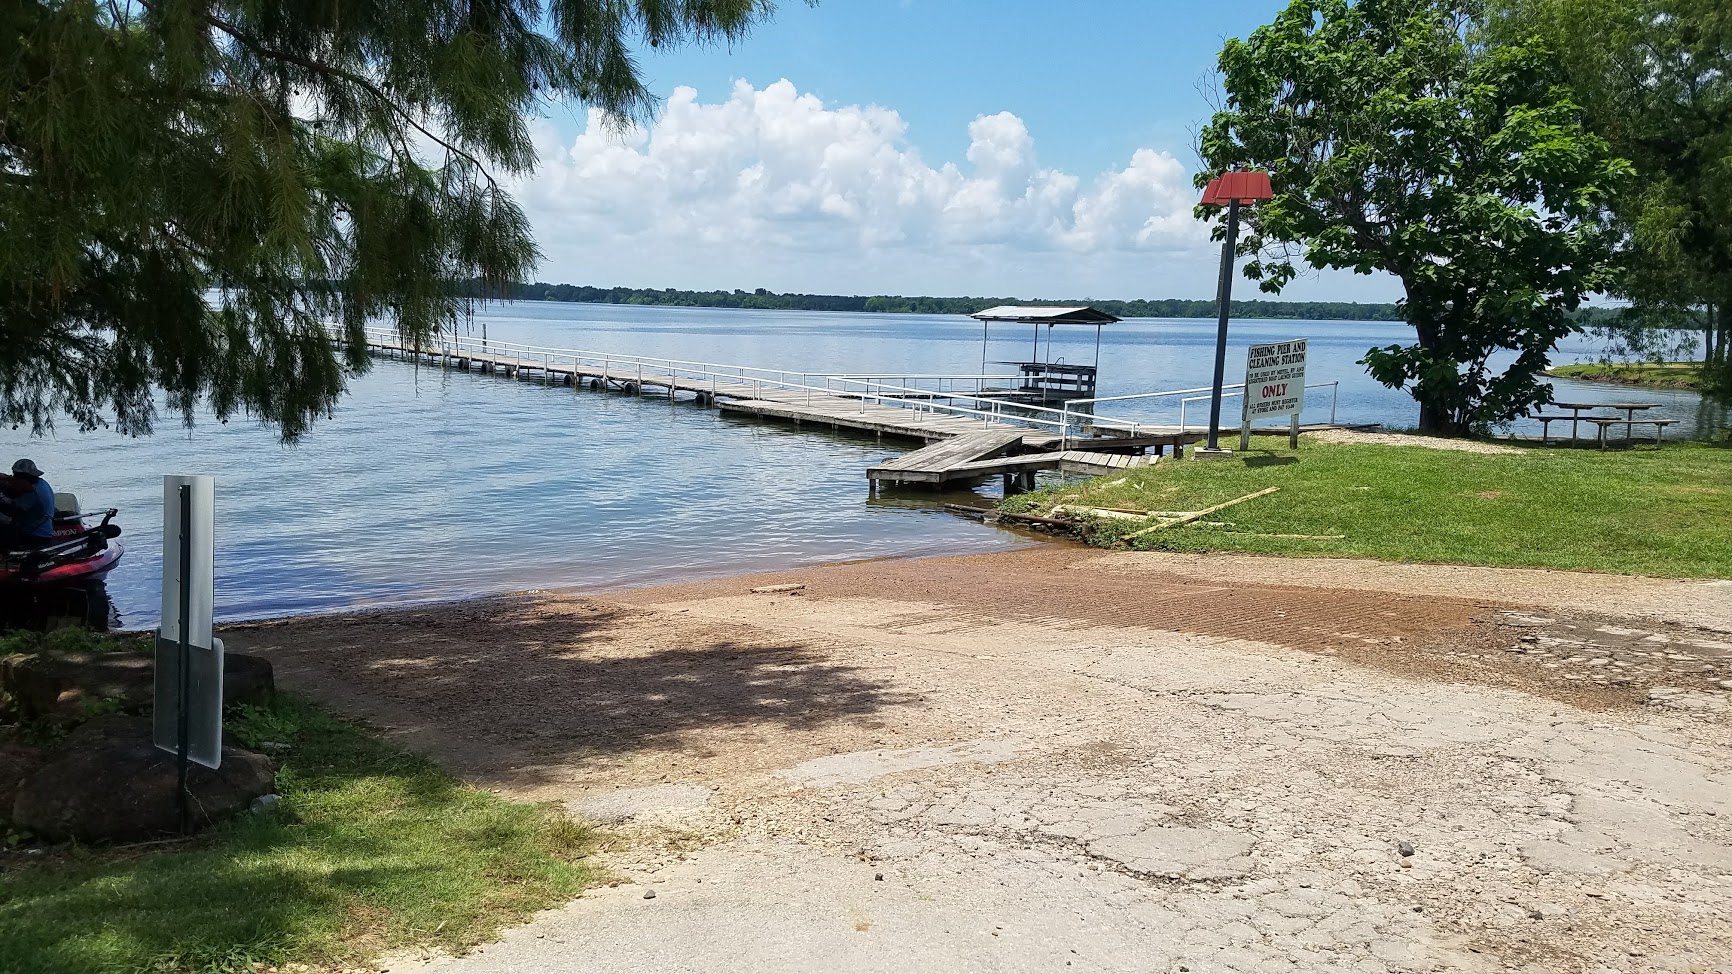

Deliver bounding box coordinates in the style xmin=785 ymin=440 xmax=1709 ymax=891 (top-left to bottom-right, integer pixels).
xmin=0 ymin=459 xmax=55 ymax=547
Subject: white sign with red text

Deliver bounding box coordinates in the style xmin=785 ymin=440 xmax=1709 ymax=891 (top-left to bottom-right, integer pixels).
xmin=1243 ymin=339 xmax=1308 ymax=421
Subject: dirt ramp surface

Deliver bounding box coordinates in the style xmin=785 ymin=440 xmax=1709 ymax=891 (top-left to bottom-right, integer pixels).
xmin=227 ymin=598 xmax=936 ymax=801
xmin=614 ymin=545 xmax=1491 ymax=652
xmin=228 ymin=548 xmax=1732 ymax=973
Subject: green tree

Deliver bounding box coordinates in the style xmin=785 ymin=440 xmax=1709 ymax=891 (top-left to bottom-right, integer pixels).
xmin=1493 ymin=0 xmax=1732 ymax=389
xmin=1199 ymin=0 xmax=1629 ymax=434
xmin=1 ymin=0 xmax=777 ymax=439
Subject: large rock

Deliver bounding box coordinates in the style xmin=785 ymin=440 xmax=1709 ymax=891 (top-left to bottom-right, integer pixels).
xmin=222 ymin=652 xmax=275 ymax=708
xmin=11 ymin=715 xmax=275 ymax=841
xmin=2 ymin=651 xmax=153 ymax=724
xmin=0 ymin=734 xmax=48 ymax=824
xmin=0 ymin=651 xmax=275 ymax=724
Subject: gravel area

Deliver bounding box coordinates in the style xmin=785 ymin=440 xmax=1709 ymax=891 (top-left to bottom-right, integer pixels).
xmin=1308 ymin=428 xmax=1521 ymax=454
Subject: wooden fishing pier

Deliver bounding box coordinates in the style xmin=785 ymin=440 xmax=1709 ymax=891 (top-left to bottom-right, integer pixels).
xmin=355 ymin=324 xmax=1339 ymax=493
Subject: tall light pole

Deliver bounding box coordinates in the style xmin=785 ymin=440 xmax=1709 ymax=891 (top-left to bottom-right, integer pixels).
xmin=1196 ymin=170 xmax=1274 ymax=458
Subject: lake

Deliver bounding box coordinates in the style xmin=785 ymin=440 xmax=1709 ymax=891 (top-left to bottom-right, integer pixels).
xmin=5 ymin=303 xmax=1724 ymax=626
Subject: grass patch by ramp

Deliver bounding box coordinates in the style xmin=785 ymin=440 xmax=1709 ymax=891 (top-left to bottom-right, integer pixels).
xmin=1003 ymin=437 xmax=1732 ymax=578
xmin=1548 ymin=361 xmax=1706 ymax=390
xmin=0 ymin=694 xmax=595 ymax=974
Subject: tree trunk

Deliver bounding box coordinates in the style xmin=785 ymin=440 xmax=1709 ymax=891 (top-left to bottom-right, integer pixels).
xmin=1715 ymin=303 xmax=1727 ymax=368
xmin=1709 ymin=303 xmax=1731 ymax=392
xmin=1426 ymin=410 xmax=1469 ymax=437
xmin=1410 ymin=333 xmax=1470 ymax=436
xmin=1711 ymin=303 xmax=1725 ymax=367
xmin=1418 ymin=401 xmax=1450 ymax=435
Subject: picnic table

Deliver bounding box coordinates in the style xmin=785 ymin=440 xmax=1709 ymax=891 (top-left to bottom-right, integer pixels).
xmin=1583 ymin=415 xmax=1677 ymax=449
xmin=1538 ymin=401 xmax=1663 ymax=445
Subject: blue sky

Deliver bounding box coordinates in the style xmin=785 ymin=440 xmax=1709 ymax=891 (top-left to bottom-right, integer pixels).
xmin=513 ymin=1 xmax=1403 ymax=303
xmin=628 ymin=0 xmax=1292 ymax=180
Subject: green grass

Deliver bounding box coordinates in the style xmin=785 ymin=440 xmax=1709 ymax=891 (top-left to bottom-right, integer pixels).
xmin=0 ymin=695 xmax=596 ymax=974
xmin=1548 ymin=361 xmax=1707 ymax=390
xmin=1004 ymin=437 xmax=1732 ymax=578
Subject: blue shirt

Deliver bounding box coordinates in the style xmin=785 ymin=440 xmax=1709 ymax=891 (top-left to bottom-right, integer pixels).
xmin=3 ymin=478 xmax=54 ymax=538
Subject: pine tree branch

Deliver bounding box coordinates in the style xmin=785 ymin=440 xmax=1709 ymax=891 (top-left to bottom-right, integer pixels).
xmin=135 ymin=0 xmax=503 ymax=191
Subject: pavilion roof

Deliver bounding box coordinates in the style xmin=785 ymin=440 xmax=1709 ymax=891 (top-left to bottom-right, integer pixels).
xmin=968 ymin=305 xmax=1121 ymax=325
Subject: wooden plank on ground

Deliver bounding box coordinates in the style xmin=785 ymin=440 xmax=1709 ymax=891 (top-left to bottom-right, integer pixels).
xmin=1123 ymin=487 xmax=1282 ymax=538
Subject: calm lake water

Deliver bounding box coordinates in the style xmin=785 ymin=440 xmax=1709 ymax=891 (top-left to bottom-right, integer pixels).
xmin=5 ymin=303 xmax=1725 ymax=627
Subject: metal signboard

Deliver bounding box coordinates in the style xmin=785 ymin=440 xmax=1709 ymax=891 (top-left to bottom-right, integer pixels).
xmin=1241 ymin=339 xmax=1309 ymax=449
xmin=153 ymin=636 xmax=224 ymax=769
xmin=158 ymin=475 xmax=214 ymax=650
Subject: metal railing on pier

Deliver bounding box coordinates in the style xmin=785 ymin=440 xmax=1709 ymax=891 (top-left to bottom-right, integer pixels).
xmin=352 ymin=327 xmax=1341 ymax=445
xmin=1061 ymin=382 xmax=1342 ymax=440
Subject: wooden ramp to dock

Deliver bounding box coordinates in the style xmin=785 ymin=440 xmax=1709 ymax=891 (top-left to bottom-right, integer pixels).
xmin=867 ymin=430 xmax=1172 ymax=488
xmin=1055 ymin=450 xmax=1159 ymax=476
xmin=866 ymin=430 xmax=1031 ymax=484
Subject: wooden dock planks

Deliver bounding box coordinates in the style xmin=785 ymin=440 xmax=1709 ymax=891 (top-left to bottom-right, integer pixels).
xmin=1056 ymin=451 xmax=1158 ymax=475
xmin=866 ymin=443 xmax=1160 ymax=485
xmin=720 ymin=397 xmax=1027 ymax=443
xmin=866 ymin=430 xmax=1032 ymax=483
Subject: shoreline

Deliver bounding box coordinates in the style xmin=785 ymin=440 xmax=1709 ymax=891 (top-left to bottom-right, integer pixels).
xmin=1546 ymin=361 xmax=1709 ymax=391
xmin=222 ymin=544 xmax=1732 ymax=639
xmin=202 ymin=533 xmax=1063 ymax=633
xmin=211 ymin=540 xmax=1729 ymax=638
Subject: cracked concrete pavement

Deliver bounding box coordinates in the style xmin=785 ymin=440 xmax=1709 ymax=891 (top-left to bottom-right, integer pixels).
xmin=228 ymin=548 xmax=1732 ymax=973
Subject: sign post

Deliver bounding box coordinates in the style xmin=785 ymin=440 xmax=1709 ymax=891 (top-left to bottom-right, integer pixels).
xmin=153 ymin=476 xmax=221 ymax=834
xmin=1240 ymin=339 xmax=1309 ymax=451
xmin=1196 ymin=170 xmax=1275 ymax=458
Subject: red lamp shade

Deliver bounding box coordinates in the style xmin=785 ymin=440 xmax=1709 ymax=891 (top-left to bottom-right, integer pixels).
xmin=1201 ymin=170 xmax=1273 ymax=205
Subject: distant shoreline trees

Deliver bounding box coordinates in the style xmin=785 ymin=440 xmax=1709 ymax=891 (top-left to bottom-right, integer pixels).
xmin=507 ymin=282 xmax=1410 ymax=321
xmin=485 ymin=281 xmax=1647 ymax=326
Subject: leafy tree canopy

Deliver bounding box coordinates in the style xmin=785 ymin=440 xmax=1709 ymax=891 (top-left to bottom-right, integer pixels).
xmin=1492 ymin=0 xmax=1732 ymax=386
xmin=1200 ymin=0 xmax=1630 ymax=434
xmin=1 ymin=0 xmax=777 ymax=439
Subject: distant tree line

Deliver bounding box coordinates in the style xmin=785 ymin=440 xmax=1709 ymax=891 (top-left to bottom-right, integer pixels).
xmin=504 ymin=282 xmax=1409 ymax=321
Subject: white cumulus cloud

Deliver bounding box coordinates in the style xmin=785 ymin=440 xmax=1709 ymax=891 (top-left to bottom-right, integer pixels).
xmin=512 ymin=80 xmax=1218 ymax=297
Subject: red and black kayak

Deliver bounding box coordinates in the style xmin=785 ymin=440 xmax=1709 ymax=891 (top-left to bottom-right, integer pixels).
xmin=0 ymin=508 xmax=124 ymax=631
